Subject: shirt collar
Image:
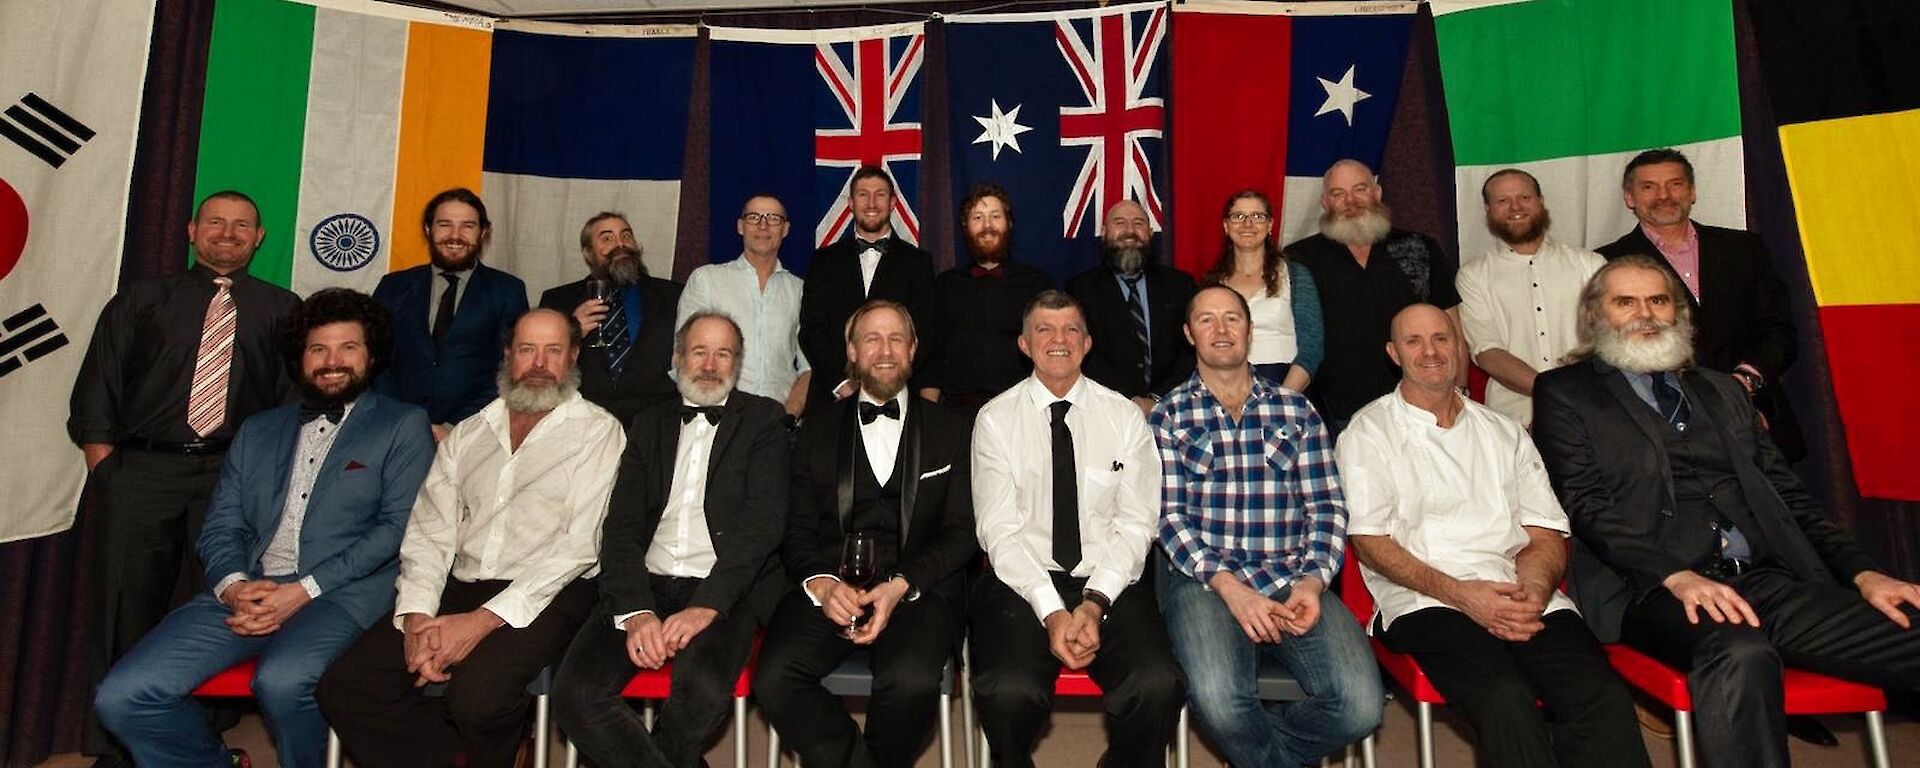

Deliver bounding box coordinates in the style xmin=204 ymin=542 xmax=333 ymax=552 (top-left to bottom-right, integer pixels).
xmin=1021 ymin=373 xmax=1086 ymax=412
xmin=1640 ymin=220 xmax=1698 ymax=250
xmin=728 ymin=254 xmax=788 ymax=275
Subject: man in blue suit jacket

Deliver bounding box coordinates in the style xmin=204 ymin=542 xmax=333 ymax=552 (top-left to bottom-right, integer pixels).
xmin=95 ymin=288 xmax=434 ymax=768
xmin=374 ymin=188 xmax=528 ymax=434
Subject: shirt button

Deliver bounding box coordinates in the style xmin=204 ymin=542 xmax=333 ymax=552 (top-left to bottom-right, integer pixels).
xmin=300 ymin=493 xmax=308 ymax=499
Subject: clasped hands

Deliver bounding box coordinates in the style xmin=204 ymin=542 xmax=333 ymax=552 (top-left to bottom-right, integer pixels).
xmin=401 ymin=609 xmax=506 ymax=687
xmin=624 ymin=606 xmax=720 ymax=670
xmin=219 ymin=579 xmax=312 ymax=637
xmin=1044 ymin=601 xmax=1104 ymax=669
xmin=807 ymin=575 xmax=912 ymax=646
xmin=1211 ymin=573 xmax=1325 ymax=644
xmin=1446 ymin=578 xmax=1551 ymax=642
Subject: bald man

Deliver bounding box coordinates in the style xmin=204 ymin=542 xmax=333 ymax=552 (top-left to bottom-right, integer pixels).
xmin=1066 ymin=200 xmax=1196 ymax=415
xmin=1338 ymin=304 xmax=1643 ymax=768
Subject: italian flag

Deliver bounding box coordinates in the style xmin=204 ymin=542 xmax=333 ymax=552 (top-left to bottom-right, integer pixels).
xmin=193 ymin=0 xmax=493 ymax=293
xmin=1432 ymin=0 xmax=1746 ymax=259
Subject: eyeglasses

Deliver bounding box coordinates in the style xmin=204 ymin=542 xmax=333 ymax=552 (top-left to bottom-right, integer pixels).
xmin=740 ymin=212 xmax=788 ymax=226
xmin=1226 ymin=211 xmax=1272 ymax=224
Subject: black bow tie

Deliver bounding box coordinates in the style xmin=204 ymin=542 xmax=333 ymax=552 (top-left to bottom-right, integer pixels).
xmin=679 ymin=405 xmax=723 ymax=425
xmin=298 ymin=403 xmax=345 ymax=425
xmin=858 ymin=399 xmax=900 ymax=425
xmin=855 ymin=236 xmax=888 ymax=254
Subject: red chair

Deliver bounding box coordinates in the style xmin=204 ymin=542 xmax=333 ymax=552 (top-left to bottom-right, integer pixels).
xmin=1603 ymin=642 xmax=1892 ymax=768
xmin=565 ymin=635 xmax=760 ymax=768
xmin=189 ymin=659 xmax=344 ymax=768
xmin=1340 ymin=562 xmax=1446 ymax=767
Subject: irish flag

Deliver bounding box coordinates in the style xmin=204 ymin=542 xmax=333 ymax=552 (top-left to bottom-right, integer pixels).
xmin=1433 ymin=0 xmax=1746 ymax=259
xmin=193 ymin=0 xmax=493 ymax=293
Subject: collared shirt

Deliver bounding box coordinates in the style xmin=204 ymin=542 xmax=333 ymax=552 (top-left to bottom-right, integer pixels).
xmin=1337 ymin=388 xmax=1576 ymax=631
xmin=1456 ymin=238 xmax=1605 ymax=426
xmin=1153 ymin=371 xmax=1347 ymax=595
xmin=1642 ymin=222 xmax=1702 ymax=301
xmin=676 ymin=256 xmax=809 ymax=401
xmin=428 ymin=266 xmax=475 ymax=327
xmin=217 ymin=399 xmax=360 ymax=600
xmin=645 ymin=397 xmax=727 ymax=579
xmin=1109 ymin=269 xmax=1153 ymax=343
xmin=801 ymin=388 xmax=911 ymax=602
xmin=393 ymin=391 xmax=625 ymax=629
xmin=974 ymin=375 xmax=1161 ymax=622
xmin=857 ymin=237 xmax=888 ymax=295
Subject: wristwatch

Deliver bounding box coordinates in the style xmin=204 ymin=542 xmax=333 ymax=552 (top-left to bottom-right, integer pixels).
xmin=1081 ymin=588 xmax=1113 ymax=623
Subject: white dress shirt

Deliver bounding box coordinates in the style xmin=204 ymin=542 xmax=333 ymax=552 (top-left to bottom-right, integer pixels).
xmin=393 ymin=391 xmax=625 ymax=629
xmin=675 ymin=257 xmax=809 ymax=401
xmin=859 ymin=246 xmax=883 ymax=296
xmin=801 ymin=388 xmax=909 ymax=602
xmin=1245 ymin=277 xmax=1298 ymax=366
xmin=216 ymin=401 xmax=357 ymax=600
xmin=1456 ymin=237 xmax=1604 ymax=426
xmin=645 ymin=398 xmax=726 ymax=578
xmin=1337 ymin=389 xmax=1577 ymax=632
xmin=972 ymin=375 xmax=1161 ymax=622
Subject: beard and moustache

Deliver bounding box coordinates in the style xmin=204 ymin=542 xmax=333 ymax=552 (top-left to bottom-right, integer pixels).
xmin=1487 ymin=207 xmax=1552 ymax=246
xmin=429 ymin=236 xmax=483 ymax=271
xmin=675 ymin=363 xmax=737 ymax=407
xmin=1101 ymin=237 xmax=1150 ymax=276
xmin=849 ymin=355 xmax=912 ymax=402
xmin=1320 ymin=202 xmax=1393 ymax=247
xmin=1593 ymin=313 xmax=1696 ymax=374
xmin=302 ymin=366 xmax=371 ymax=406
xmin=967 ymin=225 xmax=1011 ymax=266
xmin=497 ymin=364 xmax=583 ymax=414
xmin=597 ymin=245 xmax=647 ymax=286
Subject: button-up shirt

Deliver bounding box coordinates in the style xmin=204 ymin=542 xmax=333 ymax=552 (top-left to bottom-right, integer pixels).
xmin=1154 ymin=371 xmax=1347 ymax=595
xmin=216 ymin=399 xmax=360 ymax=600
xmin=645 ymin=398 xmax=726 ymax=579
xmin=1456 ymin=237 xmax=1605 ymax=426
xmin=1643 ymin=222 xmax=1701 ymax=300
xmin=676 ymin=256 xmax=809 ymax=401
xmin=1337 ymin=389 xmax=1576 ymax=631
xmin=393 ymin=391 xmax=625 ymax=629
xmin=974 ymin=375 xmax=1161 ymax=622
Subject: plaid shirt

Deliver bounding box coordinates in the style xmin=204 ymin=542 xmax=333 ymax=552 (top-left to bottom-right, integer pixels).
xmin=1153 ymin=371 xmax=1347 ymax=597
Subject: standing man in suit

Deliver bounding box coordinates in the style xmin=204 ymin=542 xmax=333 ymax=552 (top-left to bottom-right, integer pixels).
xmin=554 ymin=311 xmax=791 ymax=767
xmin=93 ymin=288 xmax=434 ymax=768
xmin=754 ymin=299 xmax=977 ymax=768
xmin=931 ymin=183 xmax=1053 ymax=418
xmin=1533 ymin=256 xmax=1920 ymax=767
xmin=317 ymin=309 xmax=623 ymax=768
xmin=1597 ymin=148 xmax=1805 ymax=460
xmin=69 ymin=190 xmax=301 ymax=765
xmin=540 ymin=211 xmax=683 ymax=426
xmin=373 ymin=188 xmax=529 ymax=437
xmin=799 ymin=165 xmax=942 ymax=406
xmin=1066 ymin=199 xmax=1195 ymax=416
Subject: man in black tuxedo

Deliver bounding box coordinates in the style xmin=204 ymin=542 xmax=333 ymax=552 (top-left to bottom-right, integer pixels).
xmin=1533 ymin=255 xmax=1920 ymax=768
xmin=799 ymin=165 xmax=942 ymax=406
xmin=1597 ymin=148 xmax=1804 ymax=460
xmin=753 ymin=299 xmax=977 ymax=768
xmin=539 ymin=211 xmax=683 ymax=425
xmin=1066 ymin=199 xmax=1195 ymax=416
xmin=552 ymin=311 xmax=790 ymax=768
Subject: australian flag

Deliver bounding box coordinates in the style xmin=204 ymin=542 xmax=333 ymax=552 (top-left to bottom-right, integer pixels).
xmin=709 ymin=25 xmax=926 ymax=277
xmin=947 ymin=2 xmax=1171 ymax=285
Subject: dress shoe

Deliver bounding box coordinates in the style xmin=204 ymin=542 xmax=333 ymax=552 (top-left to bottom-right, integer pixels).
xmin=1787 ymin=715 xmax=1840 ymax=747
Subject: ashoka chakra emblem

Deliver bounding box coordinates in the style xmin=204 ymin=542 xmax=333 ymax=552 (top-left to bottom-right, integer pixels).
xmin=310 ymin=213 xmax=380 ymax=272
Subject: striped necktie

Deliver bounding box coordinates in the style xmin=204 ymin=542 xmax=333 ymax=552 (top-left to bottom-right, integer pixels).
xmin=602 ymin=288 xmax=631 ymax=376
xmin=1123 ymin=274 xmax=1151 ymax=389
xmin=186 ymin=276 xmax=237 ymax=437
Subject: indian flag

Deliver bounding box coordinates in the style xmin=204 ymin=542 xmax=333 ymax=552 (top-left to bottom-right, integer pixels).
xmin=1433 ymin=0 xmax=1746 ymax=258
xmin=192 ymin=0 xmax=493 ymax=293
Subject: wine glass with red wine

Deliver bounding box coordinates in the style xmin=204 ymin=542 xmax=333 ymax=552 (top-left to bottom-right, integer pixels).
xmin=839 ymin=531 xmax=878 ymax=636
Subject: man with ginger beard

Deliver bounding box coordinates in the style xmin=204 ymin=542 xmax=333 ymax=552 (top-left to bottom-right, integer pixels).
xmin=318 ymin=309 xmax=623 ymax=768
xmin=755 ymin=299 xmax=976 ymax=768
xmin=374 ymin=188 xmax=529 ymax=436
xmin=1533 ymin=256 xmax=1920 ymax=767
xmin=1067 ymin=199 xmax=1195 ymax=415
xmin=1455 ymin=169 xmax=1604 ymax=428
xmin=1285 ymin=159 xmax=1462 ymax=433
xmin=930 ymin=183 xmax=1052 ymax=417
xmin=540 ymin=211 xmax=683 ymax=425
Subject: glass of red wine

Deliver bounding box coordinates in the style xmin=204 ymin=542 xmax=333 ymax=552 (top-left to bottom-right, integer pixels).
xmin=839 ymin=531 xmax=878 ymax=637
xmin=585 ymin=278 xmax=615 ymax=348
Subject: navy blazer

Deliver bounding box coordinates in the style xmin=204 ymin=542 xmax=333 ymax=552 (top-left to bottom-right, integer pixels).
xmin=195 ymin=392 xmax=435 ymax=630
xmin=372 ymin=263 xmax=529 ymax=424
xmin=1066 ymin=264 xmax=1196 ymax=400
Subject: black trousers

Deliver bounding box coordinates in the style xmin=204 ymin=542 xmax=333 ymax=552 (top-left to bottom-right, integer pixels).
xmin=752 ymin=587 xmax=962 ymax=768
xmin=552 ymin=574 xmax=760 ymax=768
xmin=1380 ymin=608 xmax=1646 ymax=768
xmin=967 ymin=571 xmax=1186 ymax=768
xmin=1621 ymin=566 xmax=1920 ymax=768
xmin=314 ymin=578 xmax=596 ymax=768
xmin=84 ymin=448 xmax=227 ymax=757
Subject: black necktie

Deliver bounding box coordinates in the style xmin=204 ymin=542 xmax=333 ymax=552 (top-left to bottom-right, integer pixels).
xmin=679 ymin=405 xmax=723 ymax=425
xmin=1654 ymin=372 xmax=1691 ymax=427
xmin=432 ymin=272 xmax=459 ymax=344
xmin=1050 ymin=400 xmax=1081 ymax=571
xmin=1122 ymin=274 xmax=1151 ymax=388
xmin=858 ymin=399 xmax=900 ymax=425
xmin=298 ymin=402 xmax=345 ymax=425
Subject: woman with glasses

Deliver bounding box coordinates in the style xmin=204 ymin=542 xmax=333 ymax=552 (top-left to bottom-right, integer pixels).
xmin=1200 ymin=189 xmax=1324 ymax=392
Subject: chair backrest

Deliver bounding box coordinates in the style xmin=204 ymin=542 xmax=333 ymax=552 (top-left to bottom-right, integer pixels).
xmin=1337 ymin=558 xmax=1374 ymax=628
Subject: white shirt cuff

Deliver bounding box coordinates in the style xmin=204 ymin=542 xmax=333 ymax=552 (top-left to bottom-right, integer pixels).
xmin=214 ymin=572 xmax=248 ymax=602
xmin=1026 ymin=583 xmax=1068 ymax=624
xmin=802 ymin=574 xmax=840 ymax=606
xmin=299 ymin=575 xmax=323 ymax=599
xmin=613 ymin=610 xmax=653 ymax=630
xmin=1083 ymin=571 xmax=1131 ymax=613
xmin=482 ymin=592 xmax=534 ymax=630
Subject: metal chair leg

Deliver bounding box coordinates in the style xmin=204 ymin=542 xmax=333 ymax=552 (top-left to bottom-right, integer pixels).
xmin=326 ymin=729 xmax=342 ymax=768
xmin=1361 ymin=732 xmax=1376 ymax=768
xmin=565 ymin=737 xmax=580 ymax=768
xmin=1417 ymin=701 xmax=1434 ymax=768
xmin=1177 ymin=706 xmax=1190 ymax=768
xmin=961 ymin=670 xmax=976 ymax=768
xmin=1866 ymin=711 xmax=1891 ymax=768
xmin=766 ymin=725 xmax=782 ymax=768
xmin=642 ymin=700 xmax=655 ymax=730
xmin=732 ymin=696 xmax=748 ymax=768
xmin=534 ymin=693 xmax=552 ymax=768
xmin=1673 ymin=710 xmax=1696 ymax=768
xmin=939 ymin=691 xmax=954 ymax=768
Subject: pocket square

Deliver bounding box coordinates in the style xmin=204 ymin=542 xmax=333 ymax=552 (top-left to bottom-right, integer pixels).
xmin=344 ymin=460 xmax=367 ymax=471
xmin=1110 ymin=461 xmax=1124 ymax=471
xmin=918 ymin=464 xmax=951 ymax=480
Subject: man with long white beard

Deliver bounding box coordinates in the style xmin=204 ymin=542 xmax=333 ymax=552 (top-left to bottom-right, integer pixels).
xmin=318 ymin=308 xmax=625 ymax=768
xmin=1533 ymin=255 xmax=1920 ymax=768
xmin=540 ymin=212 xmax=684 ymax=425
xmin=1285 ymin=160 xmax=1462 ymax=433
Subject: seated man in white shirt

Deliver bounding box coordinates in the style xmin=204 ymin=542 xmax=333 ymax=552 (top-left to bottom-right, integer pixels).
xmin=552 ymin=311 xmax=792 ymax=767
xmin=317 ymin=308 xmax=626 ymax=768
xmin=1338 ymin=304 xmax=1645 ymax=768
xmin=968 ymin=290 xmax=1186 ymax=767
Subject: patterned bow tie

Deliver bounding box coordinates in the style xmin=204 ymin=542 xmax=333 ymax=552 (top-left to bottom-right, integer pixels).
xmin=858 ymin=399 xmax=900 ymax=425
xmin=679 ymin=405 xmax=723 ymax=425
xmin=298 ymin=403 xmax=345 ymax=425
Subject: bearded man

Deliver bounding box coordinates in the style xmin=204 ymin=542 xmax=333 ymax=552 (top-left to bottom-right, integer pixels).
xmin=1066 ymin=199 xmax=1195 ymax=415
xmin=929 ymin=183 xmax=1053 ymax=417
xmin=318 ymin=308 xmax=625 ymax=768
xmin=1284 ymin=160 xmax=1461 ymax=432
xmin=1533 ymin=255 xmax=1920 ymax=768
xmin=540 ymin=211 xmax=684 ymax=425
xmin=373 ymin=188 xmax=530 ymax=435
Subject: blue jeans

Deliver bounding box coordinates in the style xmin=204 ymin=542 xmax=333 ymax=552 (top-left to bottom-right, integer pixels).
xmin=1155 ymin=554 xmax=1382 ymax=767
xmin=95 ymin=592 xmax=366 ymax=768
